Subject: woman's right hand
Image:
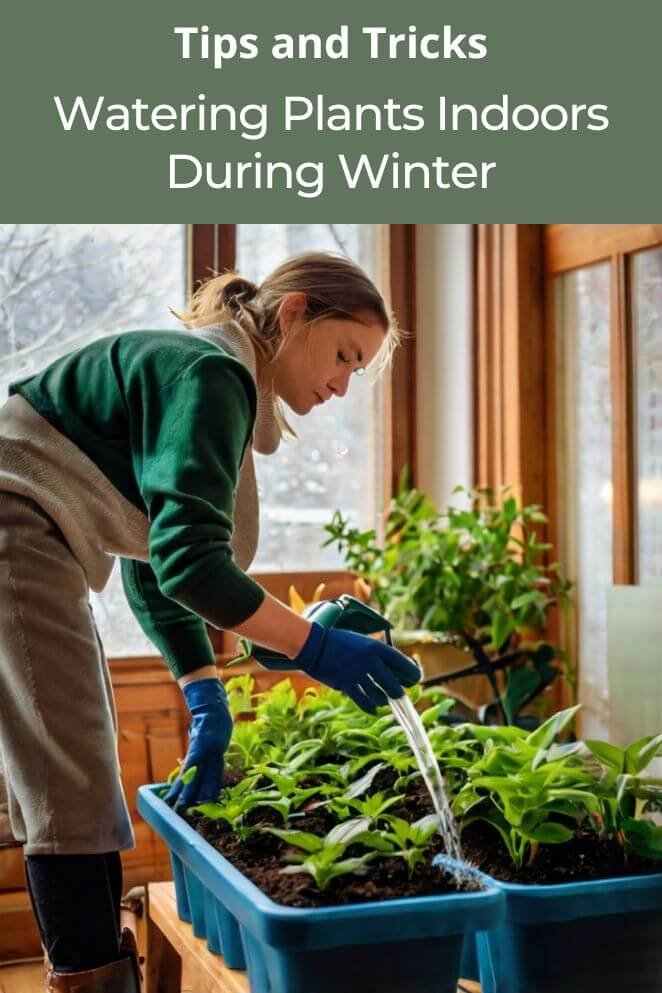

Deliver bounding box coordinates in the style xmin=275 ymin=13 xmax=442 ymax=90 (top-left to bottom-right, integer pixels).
xmin=293 ymin=624 xmax=421 ymax=713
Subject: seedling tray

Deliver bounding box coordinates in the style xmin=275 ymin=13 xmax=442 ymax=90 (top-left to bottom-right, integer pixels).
xmin=138 ymin=784 xmax=504 ymax=993
xmin=475 ymin=870 xmax=662 ymax=993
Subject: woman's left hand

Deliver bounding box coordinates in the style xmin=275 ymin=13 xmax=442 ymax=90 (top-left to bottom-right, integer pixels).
xmin=164 ymin=678 xmax=233 ymax=812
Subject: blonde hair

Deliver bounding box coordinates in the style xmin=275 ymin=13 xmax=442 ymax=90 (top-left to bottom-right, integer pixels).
xmin=173 ymin=250 xmax=401 ymax=436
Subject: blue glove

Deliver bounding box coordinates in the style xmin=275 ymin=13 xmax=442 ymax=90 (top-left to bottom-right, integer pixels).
xmin=295 ymin=624 xmax=421 ymax=714
xmin=164 ymin=678 xmax=233 ymax=812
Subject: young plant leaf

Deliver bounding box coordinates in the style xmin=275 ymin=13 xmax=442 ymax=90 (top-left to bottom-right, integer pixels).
xmin=526 ymin=705 xmax=581 ymax=750
xmin=326 ymin=817 xmax=372 ymax=846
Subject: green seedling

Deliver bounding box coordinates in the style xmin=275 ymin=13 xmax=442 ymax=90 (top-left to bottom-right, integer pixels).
xmin=579 ymin=732 xmax=662 ymax=856
xmin=268 ymin=817 xmax=377 ymax=889
xmin=253 ymin=679 xmax=302 ymax=748
xmin=225 ymin=674 xmax=256 ymax=718
xmin=455 ymin=707 xmax=601 ymax=866
xmin=329 ymin=790 xmax=401 ymax=823
xmin=280 ymin=845 xmax=376 ymax=890
xmin=190 ymin=776 xmax=279 ymax=841
xmin=358 ymin=814 xmax=440 ymax=877
xmin=226 ymin=719 xmax=270 ymax=770
xmin=251 ymin=768 xmax=321 ymax=823
xmin=267 ymin=816 xmax=372 ymax=852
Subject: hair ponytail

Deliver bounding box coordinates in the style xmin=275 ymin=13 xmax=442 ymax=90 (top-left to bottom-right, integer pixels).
xmin=173 ymin=252 xmax=401 ymax=434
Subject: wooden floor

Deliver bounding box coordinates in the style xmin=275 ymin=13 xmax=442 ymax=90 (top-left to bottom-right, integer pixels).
xmin=0 ymin=960 xmax=43 ymax=993
xmin=0 ymin=960 xmax=481 ymax=993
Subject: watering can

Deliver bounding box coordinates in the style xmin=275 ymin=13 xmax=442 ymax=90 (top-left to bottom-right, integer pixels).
xmin=234 ymin=595 xmax=395 ymax=669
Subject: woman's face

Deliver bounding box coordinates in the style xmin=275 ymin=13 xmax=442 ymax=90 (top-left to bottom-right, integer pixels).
xmin=268 ymin=294 xmax=386 ymax=416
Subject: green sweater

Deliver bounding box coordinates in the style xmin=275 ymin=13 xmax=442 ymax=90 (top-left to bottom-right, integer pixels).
xmin=9 ymin=329 xmax=266 ymax=678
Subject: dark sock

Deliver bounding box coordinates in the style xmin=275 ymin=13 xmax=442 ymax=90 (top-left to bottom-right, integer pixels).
xmin=104 ymin=850 xmax=123 ymax=929
xmin=25 ymin=851 xmax=122 ymax=972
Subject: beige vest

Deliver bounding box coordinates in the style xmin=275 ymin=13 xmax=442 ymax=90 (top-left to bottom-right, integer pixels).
xmin=0 ymin=323 xmax=280 ymax=591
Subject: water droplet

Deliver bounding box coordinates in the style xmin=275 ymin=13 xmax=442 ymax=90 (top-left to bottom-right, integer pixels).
xmin=335 ymin=443 xmax=349 ymax=458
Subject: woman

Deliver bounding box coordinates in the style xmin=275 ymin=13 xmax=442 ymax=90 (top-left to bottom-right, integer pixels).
xmin=0 ymin=251 xmax=420 ymax=992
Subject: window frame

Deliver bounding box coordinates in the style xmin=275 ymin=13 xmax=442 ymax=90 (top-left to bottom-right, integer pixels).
xmin=473 ymin=224 xmax=547 ymax=508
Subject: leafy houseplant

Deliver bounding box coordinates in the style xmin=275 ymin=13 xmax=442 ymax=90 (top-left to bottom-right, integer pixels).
xmin=454 ymin=707 xmax=662 ymax=869
xmin=324 ymin=480 xmax=574 ymax=726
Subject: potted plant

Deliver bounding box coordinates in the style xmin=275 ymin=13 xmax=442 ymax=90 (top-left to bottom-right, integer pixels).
xmin=324 ymin=479 xmax=573 ymax=727
xmin=453 ymin=708 xmax=662 ymax=993
xmin=137 ymin=677 xmax=504 ymax=993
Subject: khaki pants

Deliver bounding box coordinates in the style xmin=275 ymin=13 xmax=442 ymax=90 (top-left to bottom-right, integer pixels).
xmin=0 ymin=491 xmax=134 ymax=855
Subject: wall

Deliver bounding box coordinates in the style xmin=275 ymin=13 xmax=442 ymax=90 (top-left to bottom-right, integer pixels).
xmin=415 ymin=225 xmax=473 ymax=506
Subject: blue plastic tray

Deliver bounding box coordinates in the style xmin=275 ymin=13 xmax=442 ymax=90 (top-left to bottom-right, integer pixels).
xmin=476 ymin=871 xmax=662 ymax=993
xmin=138 ymin=784 xmax=504 ymax=993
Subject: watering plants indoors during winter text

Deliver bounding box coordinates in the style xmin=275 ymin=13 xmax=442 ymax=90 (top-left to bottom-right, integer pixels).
xmin=51 ymin=22 xmax=611 ymax=197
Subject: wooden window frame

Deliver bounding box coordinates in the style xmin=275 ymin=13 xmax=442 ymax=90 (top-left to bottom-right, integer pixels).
xmin=473 ymin=224 xmax=547 ymax=508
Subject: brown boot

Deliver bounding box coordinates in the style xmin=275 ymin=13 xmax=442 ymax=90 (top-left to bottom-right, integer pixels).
xmin=46 ymin=928 xmax=142 ymax=993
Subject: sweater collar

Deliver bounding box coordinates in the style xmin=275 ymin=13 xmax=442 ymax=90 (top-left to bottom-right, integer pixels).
xmin=193 ymin=321 xmax=282 ymax=455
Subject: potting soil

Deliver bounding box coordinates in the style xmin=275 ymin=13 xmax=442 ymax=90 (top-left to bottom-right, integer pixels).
xmin=185 ymin=768 xmax=483 ymax=908
xmin=460 ymin=820 xmax=662 ymax=885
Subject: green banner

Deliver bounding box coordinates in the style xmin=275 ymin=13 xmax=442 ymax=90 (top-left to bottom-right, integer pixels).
xmin=1 ymin=0 xmax=660 ymax=220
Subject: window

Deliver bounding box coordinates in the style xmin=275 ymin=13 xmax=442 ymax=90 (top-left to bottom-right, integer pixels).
xmin=554 ymin=264 xmax=612 ymax=736
xmin=634 ymin=248 xmax=662 ymax=581
xmin=235 ymin=224 xmax=385 ymax=572
xmin=0 ymin=224 xmax=187 ymax=658
xmin=473 ymin=224 xmax=662 ymax=736
xmin=546 ymin=226 xmax=662 ymax=736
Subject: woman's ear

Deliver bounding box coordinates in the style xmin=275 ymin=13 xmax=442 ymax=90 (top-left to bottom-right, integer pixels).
xmin=278 ymin=292 xmax=308 ymax=338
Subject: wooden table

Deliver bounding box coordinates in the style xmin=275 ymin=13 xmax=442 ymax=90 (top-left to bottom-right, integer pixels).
xmin=146 ymin=883 xmax=247 ymax=993
xmin=145 ymin=882 xmax=481 ymax=993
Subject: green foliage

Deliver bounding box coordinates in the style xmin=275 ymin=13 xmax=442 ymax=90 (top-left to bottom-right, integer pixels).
xmin=453 ymin=708 xmax=662 ymax=867
xmin=324 ymin=482 xmax=574 ymax=726
xmin=359 ymin=814 xmax=442 ymax=876
xmin=328 ymin=789 xmax=401 ymax=822
xmin=190 ymin=775 xmax=276 ymax=841
xmin=580 ymin=734 xmax=662 ymax=856
xmin=324 ymin=483 xmax=571 ymax=642
xmin=177 ymin=677 xmax=662 ymax=887
xmin=268 ymin=818 xmax=377 ymax=889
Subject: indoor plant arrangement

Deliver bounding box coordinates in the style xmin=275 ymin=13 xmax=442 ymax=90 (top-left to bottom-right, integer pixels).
xmin=138 ymin=675 xmax=662 ymax=993
xmin=324 ymin=480 xmax=574 ymax=727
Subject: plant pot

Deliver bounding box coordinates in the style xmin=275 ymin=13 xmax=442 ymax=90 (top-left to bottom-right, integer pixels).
xmin=473 ymin=871 xmax=662 ymax=993
xmin=394 ymin=637 xmax=495 ymax=708
xmin=137 ymin=785 xmax=504 ymax=993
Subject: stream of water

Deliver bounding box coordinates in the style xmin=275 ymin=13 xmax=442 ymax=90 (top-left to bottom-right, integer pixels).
xmin=388 ymin=694 xmax=465 ymax=873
